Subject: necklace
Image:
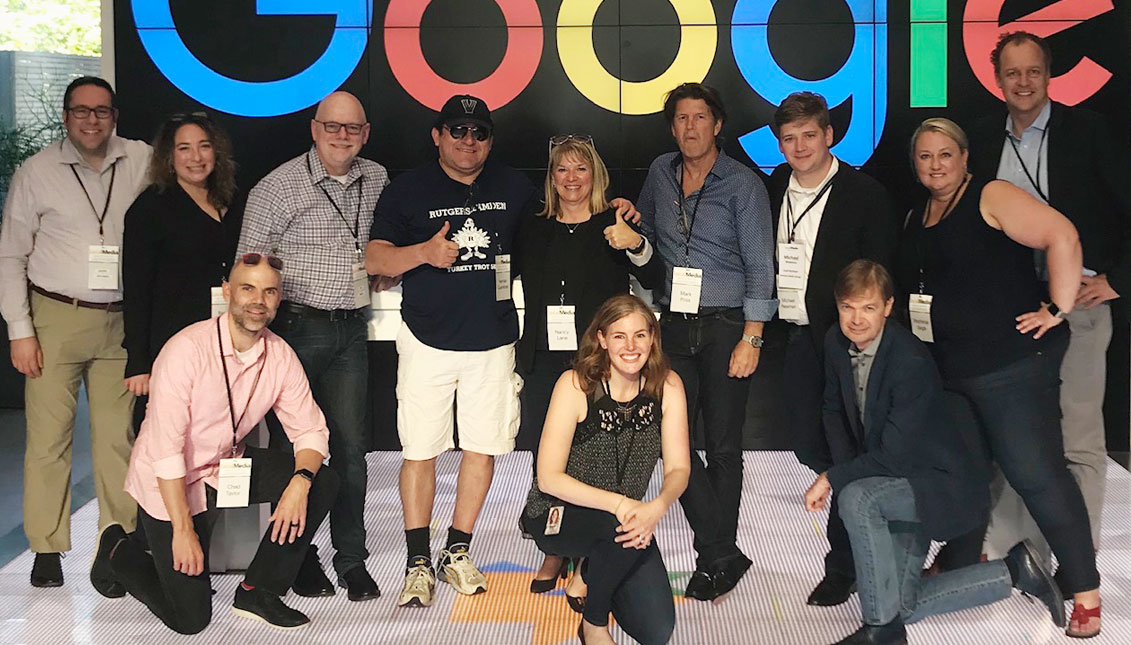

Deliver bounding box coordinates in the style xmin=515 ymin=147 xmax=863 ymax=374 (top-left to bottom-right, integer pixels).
xmin=604 ymin=375 xmax=642 ymax=423
xmin=565 ymin=221 xmax=581 ymax=234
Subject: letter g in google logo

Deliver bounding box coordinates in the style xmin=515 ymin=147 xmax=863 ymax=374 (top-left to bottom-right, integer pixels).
xmin=132 ymin=1 xmax=372 ymax=117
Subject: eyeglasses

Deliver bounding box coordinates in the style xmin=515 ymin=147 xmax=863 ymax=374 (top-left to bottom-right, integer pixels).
xmin=239 ymin=253 xmax=284 ymax=271
xmin=445 ymin=124 xmax=491 ymax=142
xmin=66 ymin=105 xmax=115 ymax=120
xmin=548 ymin=134 xmax=594 ymax=156
xmin=169 ymin=110 xmax=210 ymax=123
xmin=314 ymin=119 xmax=367 ymax=135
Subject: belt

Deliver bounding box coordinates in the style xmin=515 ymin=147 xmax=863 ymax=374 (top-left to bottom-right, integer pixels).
xmin=281 ymin=301 xmax=368 ymax=322
xmin=30 ymin=284 xmax=122 ymax=312
xmin=663 ymin=306 xmax=738 ymax=320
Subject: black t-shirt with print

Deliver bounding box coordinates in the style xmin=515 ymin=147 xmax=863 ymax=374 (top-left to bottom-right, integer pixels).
xmin=370 ymin=159 xmax=538 ymax=351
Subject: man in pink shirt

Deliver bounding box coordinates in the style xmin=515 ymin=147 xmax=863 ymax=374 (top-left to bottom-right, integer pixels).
xmin=107 ymin=254 xmax=338 ymax=633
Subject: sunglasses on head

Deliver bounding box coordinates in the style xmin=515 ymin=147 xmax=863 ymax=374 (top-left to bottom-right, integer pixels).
xmin=239 ymin=253 xmax=284 ymax=271
xmin=548 ymin=133 xmax=594 ymax=156
xmin=445 ymin=124 xmax=491 ymax=142
xmin=168 ymin=110 xmax=210 ymax=123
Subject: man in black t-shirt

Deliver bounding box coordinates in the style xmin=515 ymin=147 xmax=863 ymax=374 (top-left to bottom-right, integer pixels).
xmin=366 ymin=95 xmax=538 ymax=608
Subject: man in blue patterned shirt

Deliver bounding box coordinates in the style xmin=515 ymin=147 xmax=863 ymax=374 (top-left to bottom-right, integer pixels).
xmin=638 ymin=82 xmax=777 ymax=601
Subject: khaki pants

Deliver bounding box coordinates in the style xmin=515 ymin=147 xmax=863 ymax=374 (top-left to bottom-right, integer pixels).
xmin=23 ymin=291 xmax=136 ymax=553
xmin=984 ymin=305 xmax=1111 ymax=559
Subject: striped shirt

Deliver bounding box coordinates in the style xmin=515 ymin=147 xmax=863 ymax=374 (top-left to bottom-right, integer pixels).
xmin=239 ymin=147 xmax=389 ymax=310
xmin=638 ymin=150 xmax=777 ymax=321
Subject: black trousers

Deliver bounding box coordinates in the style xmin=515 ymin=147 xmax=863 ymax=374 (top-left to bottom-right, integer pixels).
xmin=662 ymin=309 xmax=749 ymax=566
xmin=523 ymin=506 xmax=675 ymax=645
xmin=516 ymin=349 xmax=573 ymax=454
xmin=783 ymin=325 xmax=855 ymax=579
xmin=111 ymin=447 xmax=340 ymax=635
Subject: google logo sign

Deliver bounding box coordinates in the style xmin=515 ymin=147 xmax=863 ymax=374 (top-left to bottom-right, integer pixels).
xmin=133 ymin=0 xmax=1114 ymax=168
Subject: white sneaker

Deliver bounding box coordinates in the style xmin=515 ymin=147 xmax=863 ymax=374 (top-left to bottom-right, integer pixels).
xmin=398 ymin=560 xmax=436 ymax=608
xmin=437 ymin=544 xmax=487 ymax=595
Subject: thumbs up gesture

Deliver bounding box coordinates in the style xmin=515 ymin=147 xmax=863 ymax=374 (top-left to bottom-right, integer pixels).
xmin=604 ymin=210 xmax=643 ymax=251
xmin=423 ymin=221 xmax=460 ymax=268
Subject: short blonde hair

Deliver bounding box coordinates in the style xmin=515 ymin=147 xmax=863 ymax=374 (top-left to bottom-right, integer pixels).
xmin=540 ymin=138 xmax=610 ymax=218
xmin=909 ymin=117 xmax=969 ymax=165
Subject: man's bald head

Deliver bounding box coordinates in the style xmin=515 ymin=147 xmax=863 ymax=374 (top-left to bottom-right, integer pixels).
xmin=311 ymin=91 xmax=370 ymax=176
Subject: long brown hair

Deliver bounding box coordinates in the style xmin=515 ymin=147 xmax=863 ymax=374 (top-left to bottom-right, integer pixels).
xmin=149 ymin=113 xmax=237 ymax=209
xmin=573 ymin=294 xmax=669 ymax=400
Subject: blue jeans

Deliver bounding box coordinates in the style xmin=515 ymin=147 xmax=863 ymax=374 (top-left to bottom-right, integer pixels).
xmin=269 ymin=309 xmax=370 ymax=575
xmin=839 ymin=477 xmax=1012 ymax=626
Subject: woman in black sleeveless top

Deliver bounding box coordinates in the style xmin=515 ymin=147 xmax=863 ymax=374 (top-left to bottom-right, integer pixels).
xmin=522 ymin=294 xmax=690 ymax=645
xmin=896 ymin=118 xmax=1100 ymax=637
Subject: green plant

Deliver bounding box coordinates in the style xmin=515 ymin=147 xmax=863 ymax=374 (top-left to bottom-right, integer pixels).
xmin=0 ymin=118 xmax=43 ymax=196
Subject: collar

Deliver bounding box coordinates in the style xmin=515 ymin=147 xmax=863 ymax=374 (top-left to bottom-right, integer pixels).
xmin=668 ymin=148 xmax=726 ymax=181
xmin=1004 ymin=100 xmax=1052 ymax=141
xmin=218 ymin=313 xmax=266 ymax=365
xmin=788 ymin=156 xmax=840 ymax=195
xmin=849 ymin=324 xmax=884 ymax=358
xmin=306 ymin=146 xmax=362 ymax=186
xmin=58 ymin=135 xmax=128 ymax=171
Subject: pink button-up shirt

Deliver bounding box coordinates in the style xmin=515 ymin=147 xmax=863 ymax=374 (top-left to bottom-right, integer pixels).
xmin=125 ymin=314 xmax=330 ymax=521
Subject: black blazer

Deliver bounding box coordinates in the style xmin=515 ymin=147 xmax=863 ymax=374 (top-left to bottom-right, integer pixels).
xmin=823 ymin=322 xmax=989 ymax=541
xmin=767 ymin=162 xmax=899 ymax=350
xmin=515 ymin=210 xmax=663 ymax=373
xmin=968 ymin=102 xmax=1131 ymax=303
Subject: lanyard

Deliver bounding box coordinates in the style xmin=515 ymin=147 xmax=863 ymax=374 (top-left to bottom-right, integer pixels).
xmin=785 ymin=176 xmax=835 ymax=243
xmin=1007 ymin=126 xmax=1049 ymax=203
xmin=307 ymin=155 xmax=365 ymax=253
xmin=216 ymin=317 xmax=267 ymax=457
xmin=917 ymin=174 xmax=970 ymax=293
xmin=602 ymin=376 xmax=644 ymax=489
xmin=675 ymin=164 xmax=709 ymax=261
xmin=70 ymin=161 xmax=118 ymax=243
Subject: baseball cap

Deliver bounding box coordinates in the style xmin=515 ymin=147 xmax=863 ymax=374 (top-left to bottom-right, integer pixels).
xmin=435 ymin=94 xmax=493 ymax=131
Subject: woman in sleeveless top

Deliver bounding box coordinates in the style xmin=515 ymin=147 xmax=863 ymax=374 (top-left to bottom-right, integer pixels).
xmin=522 ymin=294 xmax=690 ymax=645
xmin=895 ymin=118 xmax=1100 ymax=638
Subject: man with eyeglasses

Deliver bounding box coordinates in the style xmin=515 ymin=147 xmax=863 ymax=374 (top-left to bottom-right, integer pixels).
xmin=0 ymin=76 xmax=151 ymax=593
xmin=366 ymin=94 xmax=539 ymax=608
xmin=239 ymin=90 xmax=388 ymax=601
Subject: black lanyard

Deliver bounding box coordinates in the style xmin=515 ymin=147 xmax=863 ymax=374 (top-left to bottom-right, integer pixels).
xmin=70 ymin=161 xmax=117 ymax=242
xmin=307 ymin=155 xmax=365 ymax=253
xmin=602 ymin=376 xmax=643 ymax=489
xmin=785 ymin=177 xmax=835 ymax=243
xmin=917 ymin=174 xmax=970 ymax=293
xmin=675 ymin=164 xmax=709 ymax=261
xmin=216 ymin=317 xmax=267 ymax=457
xmin=1006 ymin=125 xmax=1049 ymax=203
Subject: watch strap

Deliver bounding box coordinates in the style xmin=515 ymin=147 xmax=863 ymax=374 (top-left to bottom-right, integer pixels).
xmin=292 ymin=468 xmax=315 ymax=483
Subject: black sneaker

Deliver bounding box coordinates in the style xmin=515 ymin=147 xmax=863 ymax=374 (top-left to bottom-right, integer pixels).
xmin=31 ymin=552 xmax=63 ymax=588
xmin=339 ymin=566 xmax=380 ymax=602
xmin=710 ymin=551 xmax=753 ymax=598
xmin=91 ymin=524 xmax=127 ymax=598
xmin=232 ymin=585 xmax=310 ymax=630
xmin=291 ymin=544 xmax=335 ymax=597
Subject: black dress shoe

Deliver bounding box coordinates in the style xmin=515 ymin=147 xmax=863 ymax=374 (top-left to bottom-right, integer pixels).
xmin=1005 ymin=540 xmax=1065 ymax=628
xmin=807 ymin=572 xmax=857 ymax=607
xmin=291 ymin=544 xmax=335 ymax=597
xmin=232 ymin=585 xmax=310 ymax=630
xmin=31 ymin=553 xmax=63 ymax=588
xmin=91 ymin=524 xmax=127 ymax=598
xmin=711 ymin=551 xmax=753 ymax=598
xmin=832 ymin=618 xmax=907 ymax=645
xmin=339 ymin=566 xmax=380 ymax=602
xmin=684 ymin=567 xmax=716 ymax=601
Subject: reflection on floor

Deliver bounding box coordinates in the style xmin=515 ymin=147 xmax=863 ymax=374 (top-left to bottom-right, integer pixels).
xmin=0 ymin=451 xmax=1126 ymax=644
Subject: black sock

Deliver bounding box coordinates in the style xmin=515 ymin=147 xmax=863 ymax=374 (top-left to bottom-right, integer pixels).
xmin=1004 ymin=551 xmax=1020 ymax=586
xmin=406 ymin=528 xmax=431 ymax=567
xmin=446 ymin=527 xmax=473 ymax=551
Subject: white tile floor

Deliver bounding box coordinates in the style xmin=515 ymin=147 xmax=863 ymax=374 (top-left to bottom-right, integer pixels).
xmin=0 ymin=451 xmax=1126 ymax=644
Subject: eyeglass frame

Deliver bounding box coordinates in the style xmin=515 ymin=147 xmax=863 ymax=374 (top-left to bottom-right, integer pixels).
xmin=444 ymin=124 xmax=492 ymax=142
xmin=64 ymin=105 xmax=117 ymax=120
xmin=548 ymin=133 xmax=595 ymax=156
xmin=313 ymin=119 xmax=368 ymax=135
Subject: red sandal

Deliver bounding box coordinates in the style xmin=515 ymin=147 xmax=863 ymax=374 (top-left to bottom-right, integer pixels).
xmin=1066 ymin=601 xmax=1101 ymax=639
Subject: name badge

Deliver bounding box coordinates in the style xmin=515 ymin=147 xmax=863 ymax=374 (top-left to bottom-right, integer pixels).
xmin=909 ymin=294 xmax=934 ymax=343
xmin=777 ymin=243 xmax=805 ymax=290
xmin=544 ymin=505 xmax=564 ymax=536
xmin=495 ymin=254 xmax=512 ymax=301
xmin=351 ymin=261 xmax=371 ymax=309
xmin=210 ymin=286 xmax=228 ymax=318
xmin=671 ymin=266 xmax=702 ymax=314
xmin=88 ymin=245 xmax=120 ymax=290
xmin=778 ymin=288 xmax=803 ymax=322
xmin=216 ymin=457 xmax=252 ymax=508
xmin=546 ymin=305 xmax=578 ymax=352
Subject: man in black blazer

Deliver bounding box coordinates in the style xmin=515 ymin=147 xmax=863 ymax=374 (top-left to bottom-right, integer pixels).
xmin=806 ymin=260 xmax=1063 ymax=645
xmin=967 ymin=31 xmax=1131 ymax=562
xmin=766 ymin=92 xmax=898 ymax=606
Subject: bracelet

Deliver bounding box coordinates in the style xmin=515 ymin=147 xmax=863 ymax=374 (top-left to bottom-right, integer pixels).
xmin=613 ymin=494 xmax=628 ymax=515
xmin=628 ymin=237 xmax=646 ymax=255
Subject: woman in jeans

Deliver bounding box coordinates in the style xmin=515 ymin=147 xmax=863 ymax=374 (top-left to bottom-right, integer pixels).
xmin=894 ymin=118 xmax=1101 ymax=638
xmin=522 ymin=294 xmax=690 ymax=645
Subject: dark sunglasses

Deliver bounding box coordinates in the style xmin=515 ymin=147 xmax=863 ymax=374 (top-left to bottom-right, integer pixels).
xmin=169 ymin=110 xmax=210 ymax=123
xmin=446 ymin=124 xmax=491 ymax=142
xmin=240 ymin=253 xmax=284 ymax=271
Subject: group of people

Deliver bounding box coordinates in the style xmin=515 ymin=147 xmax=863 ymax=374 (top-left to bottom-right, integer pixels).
xmin=0 ymin=29 xmax=1123 ymax=644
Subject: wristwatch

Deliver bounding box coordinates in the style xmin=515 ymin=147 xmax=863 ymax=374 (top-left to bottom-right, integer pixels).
xmin=292 ymin=468 xmax=315 ymax=483
xmin=629 ymin=236 xmax=647 ymax=255
xmin=1046 ymin=302 xmax=1067 ymax=319
xmin=741 ymin=334 xmax=764 ymax=348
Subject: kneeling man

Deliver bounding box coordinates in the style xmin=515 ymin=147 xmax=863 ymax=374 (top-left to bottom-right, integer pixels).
xmin=805 ymin=260 xmax=1063 ymax=644
xmin=109 ymin=253 xmax=339 ymax=634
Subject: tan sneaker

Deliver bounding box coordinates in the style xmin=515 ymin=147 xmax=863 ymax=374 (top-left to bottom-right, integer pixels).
xmin=437 ymin=544 xmax=487 ymax=595
xmin=398 ymin=560 xmax=436 ymax=608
